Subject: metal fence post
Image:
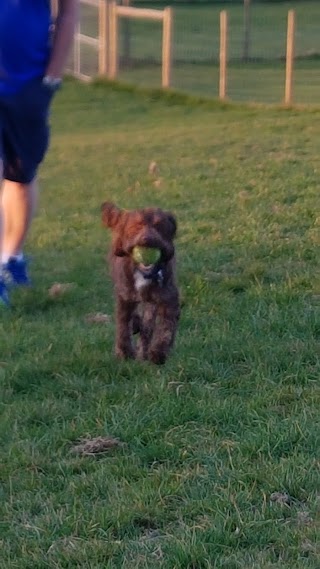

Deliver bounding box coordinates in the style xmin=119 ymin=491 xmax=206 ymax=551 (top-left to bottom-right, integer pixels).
xmin=99 ymin=0 xmax=109 ymax=75
xmin=109 ymin=0 xmax=118 ymax=79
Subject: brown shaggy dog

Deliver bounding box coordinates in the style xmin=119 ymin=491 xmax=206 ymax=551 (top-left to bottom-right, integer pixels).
xmin=102 ymin=202 xmax=180 ymax=365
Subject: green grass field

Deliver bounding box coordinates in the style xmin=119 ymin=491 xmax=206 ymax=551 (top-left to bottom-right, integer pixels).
xmin=75 ymin=1 xmax=320 ymax=104
xmin=1 ymin=81 xmax=320 ymax=568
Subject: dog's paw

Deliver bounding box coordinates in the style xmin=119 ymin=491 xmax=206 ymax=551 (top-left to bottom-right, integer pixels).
xmin=115 ymin=345 xmax=135 ymax=360
xmin=136 ymin=342 xmax=149 ymax=362
xmin=149 ymin=349 xmax=167 ymax=365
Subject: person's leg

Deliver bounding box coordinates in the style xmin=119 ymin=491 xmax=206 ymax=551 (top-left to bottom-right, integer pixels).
xmin=0 ymin=128 xmax=10 ymax=306
xmin=0 ymin=177 xmax=37 ymax=289
xmin=0 ymin=78 xmax=53 ymax=305
xmin=0 ymin=177 xmax=38 ymax=261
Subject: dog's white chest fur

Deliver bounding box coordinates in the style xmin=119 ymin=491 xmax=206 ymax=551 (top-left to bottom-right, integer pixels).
xmin=134 ymin=271 xmax=152 ymax=291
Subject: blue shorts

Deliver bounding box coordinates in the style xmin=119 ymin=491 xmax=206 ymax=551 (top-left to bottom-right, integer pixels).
xmin=0 ymin=77 xmax=54 ymax=184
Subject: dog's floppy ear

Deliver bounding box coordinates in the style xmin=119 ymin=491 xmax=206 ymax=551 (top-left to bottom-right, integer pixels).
xmin=165 ymin=212 xmax=177 ymax=239
xmin=102 ymin=202 xmax=126 ymax=256
xmin=101 ymin=202 xmax=122 ymax=229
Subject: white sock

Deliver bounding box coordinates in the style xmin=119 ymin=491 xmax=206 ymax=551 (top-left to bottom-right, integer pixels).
xmin=1 ymin=252 xmax=24 ymax=264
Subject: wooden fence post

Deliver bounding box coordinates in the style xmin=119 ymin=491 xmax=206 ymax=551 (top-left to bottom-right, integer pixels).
xmin=109 ymin=0 xmax=118 ymax=79
xmin=219 ymin=11 xmax=228 ymax=100
xmin=284 ymin=9 xmax=295 ymax=105
xmin=162 ymin=7 xmax=173 ymax=88
xmin=99 ymin=0 xmax=108 ymax=75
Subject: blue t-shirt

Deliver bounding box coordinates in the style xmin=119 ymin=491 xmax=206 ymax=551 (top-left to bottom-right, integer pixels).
xmin=0 ymin=0 xmax=52 ymax=95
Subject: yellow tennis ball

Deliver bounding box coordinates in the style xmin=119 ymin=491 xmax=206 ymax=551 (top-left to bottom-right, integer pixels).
xmin=132 ymin=246 xmax=161 ymax=265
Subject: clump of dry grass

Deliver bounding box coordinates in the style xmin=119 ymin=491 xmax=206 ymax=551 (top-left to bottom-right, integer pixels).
xmin=71 ymin=436 xmax=123 ymax=456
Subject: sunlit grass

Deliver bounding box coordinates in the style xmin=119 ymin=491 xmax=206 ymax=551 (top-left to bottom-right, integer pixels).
xmin=0 ymin=81 xmax=319 ymax=568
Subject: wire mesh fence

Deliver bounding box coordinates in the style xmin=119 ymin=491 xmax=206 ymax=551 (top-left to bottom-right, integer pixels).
xmin=66 ymin=1 xmax=320 ymax=105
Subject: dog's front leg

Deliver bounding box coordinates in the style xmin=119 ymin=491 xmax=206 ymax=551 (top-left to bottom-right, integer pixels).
xmin=149 ymin=295 xmax=180 ymax=365
xmin=136 ymin=303 xmax=157 ymax=361
xmin=115 ymin=297 xmax=136 ymax=360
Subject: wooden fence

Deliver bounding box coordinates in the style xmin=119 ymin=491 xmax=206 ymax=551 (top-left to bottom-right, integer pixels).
xmin=68 ymin=0 xmax=297 ymax=105
xmin=70 ymin=0 xmax=172 ymax=88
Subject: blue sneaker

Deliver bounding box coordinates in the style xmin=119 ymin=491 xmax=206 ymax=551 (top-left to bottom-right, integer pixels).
xmin=0 ymin=277 xmax=10 ymax=307
xmin=3 ymin=257 xmax=31 ymax=286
